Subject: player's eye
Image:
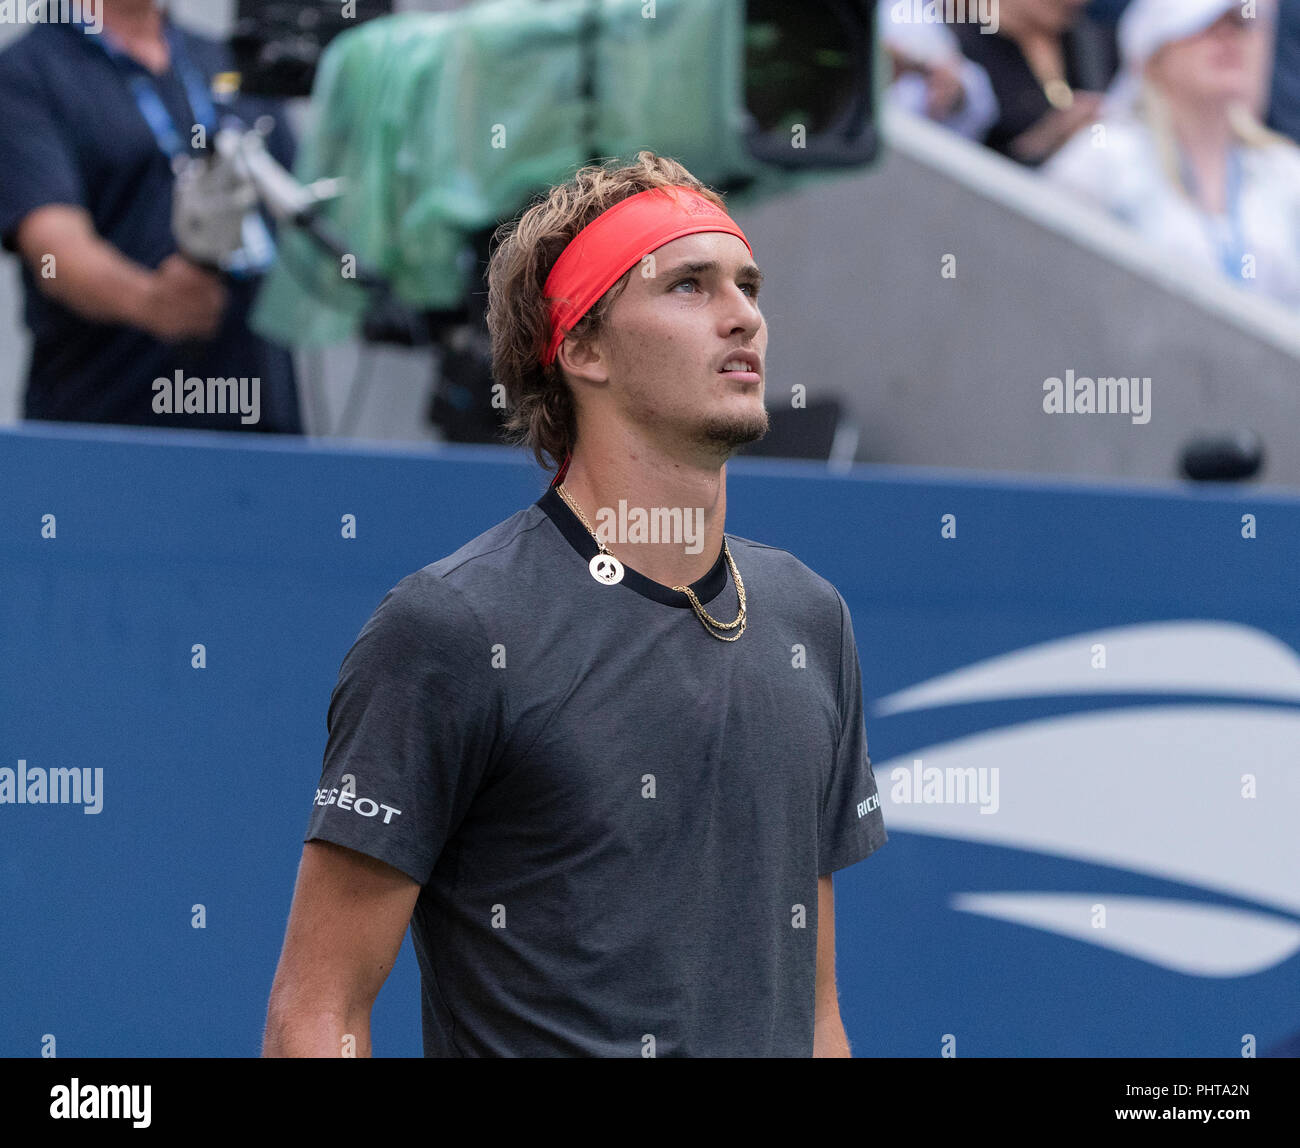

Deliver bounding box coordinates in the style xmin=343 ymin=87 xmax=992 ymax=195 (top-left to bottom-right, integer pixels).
xmin=670 ymin=277 xmax=760 ymax=298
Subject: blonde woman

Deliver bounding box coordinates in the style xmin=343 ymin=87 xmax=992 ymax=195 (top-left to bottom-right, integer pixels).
xmin=1045 ymin=0 xmax=1300 ymax=307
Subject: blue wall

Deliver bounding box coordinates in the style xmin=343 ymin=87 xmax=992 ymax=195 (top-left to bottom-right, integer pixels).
xmin=2 ymin=423 xmax=1297 ymax=1057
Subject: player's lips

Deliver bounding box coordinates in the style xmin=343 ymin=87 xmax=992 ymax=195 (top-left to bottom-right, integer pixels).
xmin=716 ymin=349 xmax=762 ymax=380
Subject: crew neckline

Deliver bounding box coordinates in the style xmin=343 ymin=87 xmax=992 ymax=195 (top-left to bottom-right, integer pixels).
xmin=536 ymin=484 xmax=732 ymax=609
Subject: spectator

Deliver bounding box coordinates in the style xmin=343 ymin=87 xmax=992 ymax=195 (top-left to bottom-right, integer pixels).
xmin=1100 ymin=0 xmax=1285 ymax=122
xmin=878 ymin=3 xmax=999 ymax=140
xmin=1046 ymin=0 xmax=1300 ymax=308
xmin=0 ymin=0 xmax=303 ymax=432
xmin=952 ymin=0 xmax=1119 ymax=165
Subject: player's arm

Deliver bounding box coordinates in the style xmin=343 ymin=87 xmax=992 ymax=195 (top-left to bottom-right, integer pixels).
xmin=263 ymin=839 xmax=421 ymax=1057
xmin=812 ymin=873 xmax=851 ymax=1058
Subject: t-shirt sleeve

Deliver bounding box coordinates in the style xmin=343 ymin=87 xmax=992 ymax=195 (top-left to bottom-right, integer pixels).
xmin=304 ymin=570 xmax=504 ymax=886
xmin=0 ymin=54 xmax=87 ymax=254
xmin=819 ymin=589 xmax=887 ymax=875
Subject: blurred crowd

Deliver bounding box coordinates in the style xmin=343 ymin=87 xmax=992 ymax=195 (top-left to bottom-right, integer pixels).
xmin=881 ymin=0 xmax=1300 ymax=308
xmin=2 ymin=0 xmax=1296 ymax=436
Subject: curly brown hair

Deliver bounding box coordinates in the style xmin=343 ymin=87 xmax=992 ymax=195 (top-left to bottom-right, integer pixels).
xmin=486 ymin=150 xmax=729 ymax=477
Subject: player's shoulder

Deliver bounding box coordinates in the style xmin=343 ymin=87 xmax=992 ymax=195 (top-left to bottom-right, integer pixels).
xmin=725 ymin=532 xmax=850 ymax=624
xmin=424 ymin=502 xmax=545 ymax=580
xmin=361 ymin=504 xmax=543 ymax=640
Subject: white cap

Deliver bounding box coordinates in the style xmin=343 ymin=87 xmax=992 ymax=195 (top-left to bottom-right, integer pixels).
xmin=1118 ymin=0 xmax=1243 ymax=72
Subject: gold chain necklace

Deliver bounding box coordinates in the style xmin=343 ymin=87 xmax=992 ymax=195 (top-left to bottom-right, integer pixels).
xmin=556 ymin=483 xmax=747 ymax=641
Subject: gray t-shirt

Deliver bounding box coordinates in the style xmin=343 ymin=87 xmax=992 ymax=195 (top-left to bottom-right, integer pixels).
xmin=304 ymin=482 xmax=887 ymax=1057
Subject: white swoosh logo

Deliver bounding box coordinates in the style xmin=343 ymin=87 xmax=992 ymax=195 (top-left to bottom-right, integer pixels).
xmin=876 ymin=699 xmax=1300 ymax=975
xmin=950 ymin=893 xmax=1300 ymax=977
xmin=873 ymin=621 xmax=1300 ymax=716
xmin=878 ymin=705 xmax=1300 ymax=918
xmin=872 ymin=621 xmax=1300 ymax=976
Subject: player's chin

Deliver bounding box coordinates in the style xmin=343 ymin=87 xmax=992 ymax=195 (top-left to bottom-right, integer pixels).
xmin=714 ymin=375 xmax=763 ymax=395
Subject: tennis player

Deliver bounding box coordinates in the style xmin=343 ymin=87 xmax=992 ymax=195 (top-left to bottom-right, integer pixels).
xmin=263 ymin=150 xmax=887 ymax=1058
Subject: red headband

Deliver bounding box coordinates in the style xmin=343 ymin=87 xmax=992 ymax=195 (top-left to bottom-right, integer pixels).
xmin=541 ymin=185 xmax=752 ymax=367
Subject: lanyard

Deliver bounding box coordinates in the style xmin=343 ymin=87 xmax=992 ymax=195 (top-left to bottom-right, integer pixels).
xmin=78 ymin=15 xmax=219 ymax=160
xmin=1181 ymin=146 xmax=1249 ymax=284
xmin=70 ymin=14 xmax=275 ymax=277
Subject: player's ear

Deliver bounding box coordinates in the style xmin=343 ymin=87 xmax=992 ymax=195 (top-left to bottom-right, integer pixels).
xmin=557 ymin=333 xmax=608 ymax=385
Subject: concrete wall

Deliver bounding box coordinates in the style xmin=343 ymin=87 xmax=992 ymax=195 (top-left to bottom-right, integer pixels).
xmin=738 ymin=108 xmax=1300 ymax=488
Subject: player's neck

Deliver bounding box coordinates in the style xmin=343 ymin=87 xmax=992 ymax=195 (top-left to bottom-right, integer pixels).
xmin=559 ymin=445 xmax=728 ymax=591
